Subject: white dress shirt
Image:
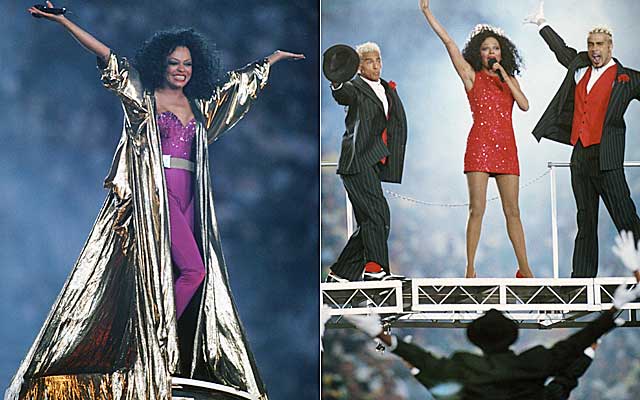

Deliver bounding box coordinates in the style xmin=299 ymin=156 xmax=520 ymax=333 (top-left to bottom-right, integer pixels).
xmin=360 ymin=75 xmax=389 ymax=116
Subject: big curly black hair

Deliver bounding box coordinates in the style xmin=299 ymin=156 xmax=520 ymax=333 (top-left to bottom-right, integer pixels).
xmin=133 ymin=28 xmax=221 ymax=99
xmin=462 ymin=29 xmax=524 ymax=77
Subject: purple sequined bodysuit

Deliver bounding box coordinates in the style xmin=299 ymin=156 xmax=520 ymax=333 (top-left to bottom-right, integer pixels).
xmin=157 ymin=111 xmax=205 ymax=320
xmin=158 ymin=111 xmax=196 ymax=160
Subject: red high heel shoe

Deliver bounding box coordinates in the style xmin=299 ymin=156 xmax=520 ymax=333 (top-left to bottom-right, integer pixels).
xmin=516 ymin=270 xmax=524 ymax=278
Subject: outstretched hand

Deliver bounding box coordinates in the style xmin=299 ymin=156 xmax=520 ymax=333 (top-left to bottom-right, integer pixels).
xmin=612 ymin=230 xmax=640 ymax=274
xmin=28 ymin=1 xmax=65 ymax=22
xmin=613 ymin=283 xmax=640 ymax=309
xmin=523 ymin=0 xmax=545 ymax=26
xmin=267 ymin=50 xmax=305 ymax=65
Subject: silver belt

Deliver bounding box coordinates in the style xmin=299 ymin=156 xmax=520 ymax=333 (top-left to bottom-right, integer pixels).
xmin=162 ymin=155 xmax=195 ymax=172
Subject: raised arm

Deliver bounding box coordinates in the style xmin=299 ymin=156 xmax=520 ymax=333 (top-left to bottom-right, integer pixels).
xmin=202 ymin=49 xmax=304 ymax=143
xmin=29 ymin=2 xmax=145 ymax=122
xmin=539 ymin=27 xmax=579 ymax=69
xmin=419 ymin=0 xmax=474 ymax=91
xmin=544 ymin=344 xmax=596 ymax=400
xmin=544 ymin=234 xmax=640 ymax=376
xmin=343 ymin=313 xmax=452 ymax=386
xmin=28 ymin=1 xmax=110 ymax=62
xmin=523 ymin=1 xmax=577 ymax=69
xmin=541 ymin=308 xmax=616 ymax=377
xmin=266 ymin=50 xmax=305 ymax=66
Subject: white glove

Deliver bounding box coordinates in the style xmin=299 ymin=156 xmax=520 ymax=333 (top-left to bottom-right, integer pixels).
xmin=613 ymin=283 xmax=640 ymax=309
xmin=343 ymin=313 xmax=383 ymax=338
xmin=523 ymin=0 xmax=546 ymax=26
xmin=612 ymin=230 xmax=640 ymax=273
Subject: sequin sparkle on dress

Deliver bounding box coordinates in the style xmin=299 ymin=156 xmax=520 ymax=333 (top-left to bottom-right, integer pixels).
xmin=464 ymin=70 xmax=519 ymax=176
xmin=158 ymin=110 xmax=196 ymax=160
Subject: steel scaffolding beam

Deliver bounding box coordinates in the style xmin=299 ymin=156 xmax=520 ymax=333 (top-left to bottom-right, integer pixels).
xmin=322 ymin=277 xmax=640 ymax=328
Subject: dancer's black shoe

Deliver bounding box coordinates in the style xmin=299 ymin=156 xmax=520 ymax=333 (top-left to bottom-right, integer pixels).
xmin=325 ymin=271 xmax=349 ymax=283
xmin=363 ymin=271 xmax=406 ymax=281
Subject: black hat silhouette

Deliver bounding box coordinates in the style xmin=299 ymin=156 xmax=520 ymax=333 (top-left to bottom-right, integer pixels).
xmin=467 ymin=309 xmax=518 ymax=353
xmin=322 ymin=44 xmax=360 ymax=84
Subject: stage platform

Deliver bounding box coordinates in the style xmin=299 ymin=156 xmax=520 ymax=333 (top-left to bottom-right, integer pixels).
xmin=172 ymin=377 xmax=259 ymax=400
xmin=322 ymin=277 xmax=640 ymax=329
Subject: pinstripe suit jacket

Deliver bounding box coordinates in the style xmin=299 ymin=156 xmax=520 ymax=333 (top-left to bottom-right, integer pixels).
xmin=332 ymin=74 xmax=408 ymax=183
xmin=533 ymin=25 xmax=640 ymax=170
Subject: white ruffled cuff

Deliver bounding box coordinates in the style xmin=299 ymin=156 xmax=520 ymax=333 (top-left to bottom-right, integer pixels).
xmin=388 ymin=335 xmax=398 ymax=351
xmin=583 ymin=347 xmax=596 ymax=359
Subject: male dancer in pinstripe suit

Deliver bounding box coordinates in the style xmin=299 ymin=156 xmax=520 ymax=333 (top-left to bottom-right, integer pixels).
xmin=526 ymin=2 xmax=640 ymax=277
xmin=326 ymin=42 xmax=408 ymax=282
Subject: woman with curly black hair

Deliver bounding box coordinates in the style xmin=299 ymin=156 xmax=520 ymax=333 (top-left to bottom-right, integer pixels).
xmin=420 ymin=0 xmax=534 ymax=279
xmin=133 ymin=28 xmax=223 ymax=100
xmin=7 ymin=2 xmax=303 ymax=400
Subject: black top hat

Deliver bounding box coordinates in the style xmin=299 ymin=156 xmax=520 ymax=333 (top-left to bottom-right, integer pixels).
xmin=467 ymin=309 xmax=518 ymax=353
xmin=322 ymin=44 xmax=360 ymax=84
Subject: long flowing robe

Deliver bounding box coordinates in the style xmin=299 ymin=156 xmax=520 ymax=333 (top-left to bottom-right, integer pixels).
xmin=5 ymin=52 xmax=270 ymax=400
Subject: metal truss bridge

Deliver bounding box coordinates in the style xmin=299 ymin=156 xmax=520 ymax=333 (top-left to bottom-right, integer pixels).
xmin=322 ymin=277 xmax=640 ymax=329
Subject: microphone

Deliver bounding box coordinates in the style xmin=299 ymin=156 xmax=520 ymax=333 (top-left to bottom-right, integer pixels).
xmin=488 ymin=58 xmax=504 ymax=82
xmin=31 ymin=4 xmax=67 ymax=18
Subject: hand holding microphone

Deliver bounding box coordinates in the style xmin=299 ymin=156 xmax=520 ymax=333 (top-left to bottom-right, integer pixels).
xmin=28 ymin=2 xmax=67 ymax=21
xmin=488 ymin=58 xmax=505 ymax=82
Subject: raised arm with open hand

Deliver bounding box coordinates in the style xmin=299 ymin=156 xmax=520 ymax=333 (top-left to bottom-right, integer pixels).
xmin=28 ymin=1 xmax=110 ymax=62
xmin=266 ymin=50 xmax=305 ymax=65
xmin=523 ymin=0 xmax=546 ymax=26
xmin=612 ymin=231 xmax=640 ymax=274
xmin=612 ymin=230 xmax=640 ymax=282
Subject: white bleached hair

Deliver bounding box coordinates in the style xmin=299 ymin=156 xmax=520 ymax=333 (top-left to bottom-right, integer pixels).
xmin=355 ymin=42 xmax=381 ymax=59
xmin=588 ymin=25 xmax=613 ymax=42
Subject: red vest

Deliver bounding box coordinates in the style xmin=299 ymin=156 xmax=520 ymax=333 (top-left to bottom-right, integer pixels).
xmin=571 ymin=64 xmax=618 ymax=146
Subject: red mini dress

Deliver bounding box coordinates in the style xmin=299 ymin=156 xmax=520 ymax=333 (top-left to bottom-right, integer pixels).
xmin=464 ymin=70 xmax=519 ymax=176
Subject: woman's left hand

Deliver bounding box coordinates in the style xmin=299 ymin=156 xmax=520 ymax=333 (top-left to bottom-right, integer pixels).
xmin=491 ymin=60 xmax=506 ymax=76
xmin=267 ymin=50 xmax=305 ymax=65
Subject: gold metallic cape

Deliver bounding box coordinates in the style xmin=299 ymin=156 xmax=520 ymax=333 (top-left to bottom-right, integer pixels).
xmin=6 ymin=53 xmax=270 ymax=400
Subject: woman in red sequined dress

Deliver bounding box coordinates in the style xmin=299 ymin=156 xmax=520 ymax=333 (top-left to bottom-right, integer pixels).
xmin=420 ymin=0 xmax=534 ymax=278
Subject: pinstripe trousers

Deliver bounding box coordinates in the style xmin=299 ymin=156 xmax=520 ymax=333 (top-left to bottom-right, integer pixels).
xmin=570 ymin=141 xmax=640 ymax=277
xmin=330 ymin=163 xmax=391 ymax=281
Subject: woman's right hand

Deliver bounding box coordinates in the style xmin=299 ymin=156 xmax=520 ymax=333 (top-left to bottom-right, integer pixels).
xmin=28 ymin=1 xmax=65 ymax=23
xmin=27 ymin=2 xmax=110 ymax=61
xmin=419 ymin=0 xmax=430 ymax=13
